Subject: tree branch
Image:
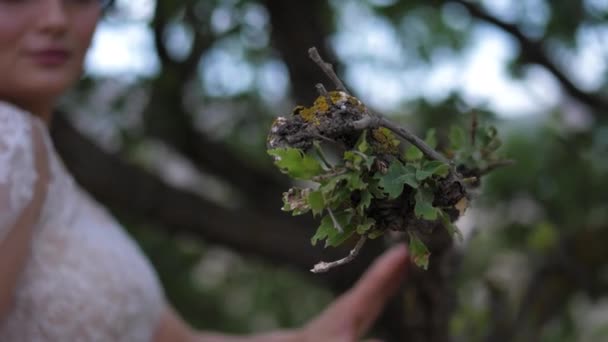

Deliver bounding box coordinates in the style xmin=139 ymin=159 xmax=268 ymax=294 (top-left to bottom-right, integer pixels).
xmin=308 ymin=47 xmax=349 ymax=93
xmin=151 ymin=1 xmax=175 ymax=68
xmin=453 ymin=0 xmax=608 ymax=113
xmin=352 ymin=115 xmax=450 ymax=164
xmin=311 ymin=236 xmax=366 ymax=273
xmin=50 ymin=111 xmax=386 ymax=292
xmin=307 ymin=48 xmax=451 ymax=164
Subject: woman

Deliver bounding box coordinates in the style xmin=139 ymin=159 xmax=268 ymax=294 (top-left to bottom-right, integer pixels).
xmin=0 ymin=0 xmax=409 ymax=341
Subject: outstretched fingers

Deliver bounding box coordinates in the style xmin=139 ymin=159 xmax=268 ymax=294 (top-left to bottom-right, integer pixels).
xmin=343 ymin=244 xmax=409 ymax=337
xmin=303 ymin=244 xmax=409 ymax=341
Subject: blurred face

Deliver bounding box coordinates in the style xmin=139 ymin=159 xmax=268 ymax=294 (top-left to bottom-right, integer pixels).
xmin=0 ymin=0 xmax=102 ymax=104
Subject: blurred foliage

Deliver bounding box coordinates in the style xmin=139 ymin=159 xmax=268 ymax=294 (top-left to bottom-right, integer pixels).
xmin=128 ymin=224 xmax=332 ymax=333
xmin=65 ymin=0 xmax=608 ymax=340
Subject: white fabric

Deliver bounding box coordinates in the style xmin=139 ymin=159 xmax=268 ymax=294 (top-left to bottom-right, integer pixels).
xmin=0 ymin=101 xmax=165 ymax=341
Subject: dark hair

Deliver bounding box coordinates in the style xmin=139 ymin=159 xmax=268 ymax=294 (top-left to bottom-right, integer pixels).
xmin=101 ymin=0 xmax=114 ymax=10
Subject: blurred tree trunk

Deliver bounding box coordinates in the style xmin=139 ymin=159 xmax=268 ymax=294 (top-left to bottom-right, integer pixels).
xmin=264 ymin=2 xmax=458 ymax=341
xmin=264 ymin=0 xmax=339 ymax=104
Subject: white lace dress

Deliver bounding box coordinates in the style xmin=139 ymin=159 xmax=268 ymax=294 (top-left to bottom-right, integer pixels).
xmin=0 ymin=101 xmax=166 ymax=341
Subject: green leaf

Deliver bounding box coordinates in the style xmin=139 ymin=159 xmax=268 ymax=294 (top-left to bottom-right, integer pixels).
xmin=449 ymin=126 xmax=466 ymax=150
xmin=356 ymin=217 xmax=376 ymax=234
xmin=399 ymin=171 xmax=420 ymax=189
xmin=363 ymin=155 xmax=376 ymax=170
xmin=416 ymin=160 xmax=450 ymax=181
xmin=308 ymin=190 xmax=324 ymax=217
xmin=320 ymin=175 xmax=352 ymax=206
xmin=374 ymin=161 xmax=418 ymax=199
xmin=311 ymin=211 xmax=355 ymax=247
xmin=268 ymin=148 xmax=323 ymax=180
xmin=425 ymin=129 xmax=437 ymax=149
xmin=311 ymin=216 xmax=332 ymax=246
xmin=414 ymin=187 xmax=440 ymax=220
xmin=405 ymin=145 xmax=423 ymax=161
xmin=368 ymin=229 xmax=384 ymax=239
xmin=343 ymin=151 xmax=362 ymax=169
xmin=356 ymin=131 xmax=369 ymax=153
xmin=356 ymin=190 xmax=373 ymax=215
xmin=431 ymin=162 xmax=450 ymax=177
xmin=327 ymin=190 xmax=351 ymax=210
xmin=346 ymin=172 xmax=367 ymax=191
xmin=423 ymin=160 xmax=450 ymax=177
xmin=415 ymin=199 xmax=439 ymax=220
xmin=327 ymin=228 xmax=355 ymax=247
xmin=312 ymin=212 xmax=355 ymax=247
xmin=312 ymin=211 xmax=355 ymax=247
xmin=344 ymin=150 xmax=375 ymax=171
xmin=439 ymin=210 xmax=463 ymax=243
xmin=319 ymin=173 xmax=352 ymax=207
xmin=415 ymin=169 xmax=431 ymax=182
xmin=319 ymin=173 xmax=349 ymax=195
xmin=408 ymin=232 xmax=430 ymax=270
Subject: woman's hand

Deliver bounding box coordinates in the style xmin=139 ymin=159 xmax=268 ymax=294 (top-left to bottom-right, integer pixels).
xmin=298 ymin=243 xmax=409 ymax=341
xmin=183 ymin=244 xmax=409 ymax=342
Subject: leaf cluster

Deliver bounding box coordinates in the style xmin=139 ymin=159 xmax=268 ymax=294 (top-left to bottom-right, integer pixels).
xmin=267 ymin=96 xmax=506 ymax=270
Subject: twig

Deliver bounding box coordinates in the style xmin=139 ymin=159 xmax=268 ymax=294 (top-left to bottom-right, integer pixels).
xmin=352 ymin=150 xmax=370 ymax=160
xmin=311 ymin=132 xmax=338 ymax=144
xmin=327 ymin=207 xmax=344 ymax=233
xmin=479 ymin=159 xmax=516 ymax=175
xmin=461 ymin=176 xmax=478 ymax=184
xmin=315 ymin=83 xmax=334 ymax=108
xmin=380 ymin=118 xmax=450 ymax=163
xmin=308 ymin=47 xmax=349 ymax=93
xmin=311 ymin=235 xmax=367 ymax=273
xmin=352 ymin=116 xmax=450 ymax=164
xmin=315 ymin=83 xmax=328 ymax=96
xmin=311 ymin=168 xmax=349 ymax=182
xmin=313 ymin=141 xmax=333 ymax=169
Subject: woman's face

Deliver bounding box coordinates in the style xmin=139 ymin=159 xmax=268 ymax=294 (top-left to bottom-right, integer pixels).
xmin=0 ymin=0 xmax=101 ymax=102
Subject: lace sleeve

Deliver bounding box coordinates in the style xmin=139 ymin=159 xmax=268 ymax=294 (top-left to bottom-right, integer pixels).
xmin=0 ymin=102 xmax=39 ymax=241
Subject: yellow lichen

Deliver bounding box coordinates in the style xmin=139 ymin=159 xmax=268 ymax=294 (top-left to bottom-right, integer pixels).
xmin=292 ymin=91 xmax=363 ymax=126
xmin=312 ymin=96 xmax=330 ymax=113
xmin=346 ymin=95 xmax=365 ymax=111
xmin=297 ymin=107 xmax=316 ymax=123
xmin=371 ymin=127 xmax=400 ymax=154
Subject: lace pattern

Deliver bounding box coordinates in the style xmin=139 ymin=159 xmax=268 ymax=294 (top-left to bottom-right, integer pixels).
xmin=0 ymin=102 xmax=37 ymax=241
xmin=0 ymin=102 xmax=166 ymax=341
